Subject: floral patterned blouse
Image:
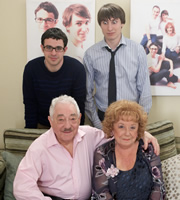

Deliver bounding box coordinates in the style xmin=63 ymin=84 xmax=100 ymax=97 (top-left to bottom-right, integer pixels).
xmin=92 ymin=139 xmax=166 ymax=200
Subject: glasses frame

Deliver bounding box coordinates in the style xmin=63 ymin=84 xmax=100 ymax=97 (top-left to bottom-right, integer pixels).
xmin=43 ymin=45 xmax=65 ymax=52
xmin=35 ymin=18 xmax=56 ymax=24
xmin=150 ymin=48 xmax=158 ymax=51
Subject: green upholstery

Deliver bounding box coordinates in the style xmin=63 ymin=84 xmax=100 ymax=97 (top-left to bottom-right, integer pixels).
xmin=146 ymin=120 xmax=177 ymax=161
xmin=3 ymin=128 xmax=48 ymax=154
xmin=2 ymin=152 xmax=24 ymax=200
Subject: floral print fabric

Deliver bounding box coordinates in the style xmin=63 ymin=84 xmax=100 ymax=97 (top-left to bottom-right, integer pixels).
xmin=92 ymin=139 xmax=166 ymax=200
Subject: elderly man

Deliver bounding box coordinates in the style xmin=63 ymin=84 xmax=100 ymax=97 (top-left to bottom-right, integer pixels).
xmin=13 ymin=95 xmax=159 ymax=200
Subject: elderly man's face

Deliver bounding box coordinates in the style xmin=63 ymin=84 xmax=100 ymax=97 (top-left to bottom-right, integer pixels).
xmin=48 ymin=102 xmax=81 ymax=146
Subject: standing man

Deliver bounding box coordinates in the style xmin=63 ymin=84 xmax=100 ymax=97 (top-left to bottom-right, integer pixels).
xmin=23 ymin=28 xmax=86 ymax=128
xmin=34 ymin=1 xmax=59 ymax=33
xmin=84 ymin=3 xmax=152 ymax=129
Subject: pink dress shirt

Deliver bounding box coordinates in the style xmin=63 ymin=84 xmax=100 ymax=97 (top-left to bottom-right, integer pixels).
xmin=13 ymin=126 xmax=107 ymax=200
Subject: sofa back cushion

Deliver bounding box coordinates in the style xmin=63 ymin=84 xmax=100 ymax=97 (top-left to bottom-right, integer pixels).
xmin=146 ymin=120 xmax=177 ymax=161
xmin=4 ymin=128 xmax=48 ymax=154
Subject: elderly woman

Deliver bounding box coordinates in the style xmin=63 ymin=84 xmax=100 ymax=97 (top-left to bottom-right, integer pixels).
xmin=92 ymin=100 xmax=165 ymax=200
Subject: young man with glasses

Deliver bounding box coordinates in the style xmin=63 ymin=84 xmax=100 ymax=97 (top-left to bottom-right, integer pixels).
xmin=23 ymin=28 xmax=86 ymax=128
xmin=34 ymin=1 xmax=59 ymax=33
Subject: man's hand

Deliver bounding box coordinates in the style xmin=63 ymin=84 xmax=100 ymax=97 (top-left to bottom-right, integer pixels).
xmin=143 ymin=131 xmax=160 ymax=155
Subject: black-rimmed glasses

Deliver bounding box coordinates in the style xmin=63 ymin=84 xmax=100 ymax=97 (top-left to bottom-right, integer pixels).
xmin=35 ymin=18 xmax=56 ymax=24
xmin=43 ymin=45 xmax=64 ymax=52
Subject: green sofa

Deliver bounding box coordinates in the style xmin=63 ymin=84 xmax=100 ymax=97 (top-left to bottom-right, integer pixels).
xmin=0 ymin=120 xmax=180 ymax=200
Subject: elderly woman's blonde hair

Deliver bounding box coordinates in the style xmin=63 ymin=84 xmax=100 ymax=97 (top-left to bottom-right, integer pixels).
xmin=102 ymin=100 xmax=147 ymax=140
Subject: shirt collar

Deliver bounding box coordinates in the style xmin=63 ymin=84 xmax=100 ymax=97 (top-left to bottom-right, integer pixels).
xmin=101 ymin=34 xmax=127 ymax=50
xmin=47 ymin=128 xmax=59 ymax=148
xmin=73 ymin=127 xmax=86 ymax=145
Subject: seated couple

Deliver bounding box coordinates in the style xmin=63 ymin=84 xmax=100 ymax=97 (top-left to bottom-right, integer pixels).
xmin=13 ymin=95 xmax=165 ymax=199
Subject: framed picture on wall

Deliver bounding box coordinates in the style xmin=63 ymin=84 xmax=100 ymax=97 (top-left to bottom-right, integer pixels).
xmin=26 ymin=0 xmax=95 ymax=63
xmin=130 ymin=0 xmax=180 ymax=96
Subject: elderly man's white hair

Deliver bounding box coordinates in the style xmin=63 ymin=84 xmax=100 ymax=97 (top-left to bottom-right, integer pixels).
xmin=49 ymin=95 xmax=80 ymax=119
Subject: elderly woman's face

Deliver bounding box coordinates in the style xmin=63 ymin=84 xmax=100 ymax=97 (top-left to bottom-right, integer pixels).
xmin=113 ymin=118 xmax=138 ymax=148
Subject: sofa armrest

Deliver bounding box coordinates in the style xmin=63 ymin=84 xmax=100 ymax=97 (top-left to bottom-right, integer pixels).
xmin=1 ymin=128 xmax=48 ymax=200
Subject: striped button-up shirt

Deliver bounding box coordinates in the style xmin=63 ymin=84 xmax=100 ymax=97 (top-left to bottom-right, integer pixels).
xmin=84 ymin=35 xmax=152 ymax=129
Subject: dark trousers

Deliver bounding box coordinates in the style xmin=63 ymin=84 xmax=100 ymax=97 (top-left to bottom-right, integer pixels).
xmin=43 ymin=193 xmax=91 ymax=200
xmin=165 ymin=48 xmax=179 ymax=62
xmin=150 ymin=60 xmax=178 ymax=85
xmin=140 ymin=34 xmax=158 ymax=54
xmin=98 ymin=109 xmax=105 ymax=121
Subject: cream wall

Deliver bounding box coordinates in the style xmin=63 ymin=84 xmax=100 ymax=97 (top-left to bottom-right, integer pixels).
xmin=0 ymin=0 xmax=179 ymax=148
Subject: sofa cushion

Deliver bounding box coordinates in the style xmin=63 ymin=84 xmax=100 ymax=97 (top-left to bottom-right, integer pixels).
xmin=146 ymin=120 xmax=177 ymax=161
xmin=2 ymin=151 xmax=24 ymax=200
xmin=161 ymin=154 xmax=180 ymax=199
xmin=4 ymin=128 xmax=47 ymax=154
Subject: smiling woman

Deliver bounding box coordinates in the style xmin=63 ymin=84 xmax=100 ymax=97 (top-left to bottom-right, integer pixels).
xmin=92 ymin=100 xmax=166 ymax=200
xmin=162 ymin=22 xmax=180 ymax=62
